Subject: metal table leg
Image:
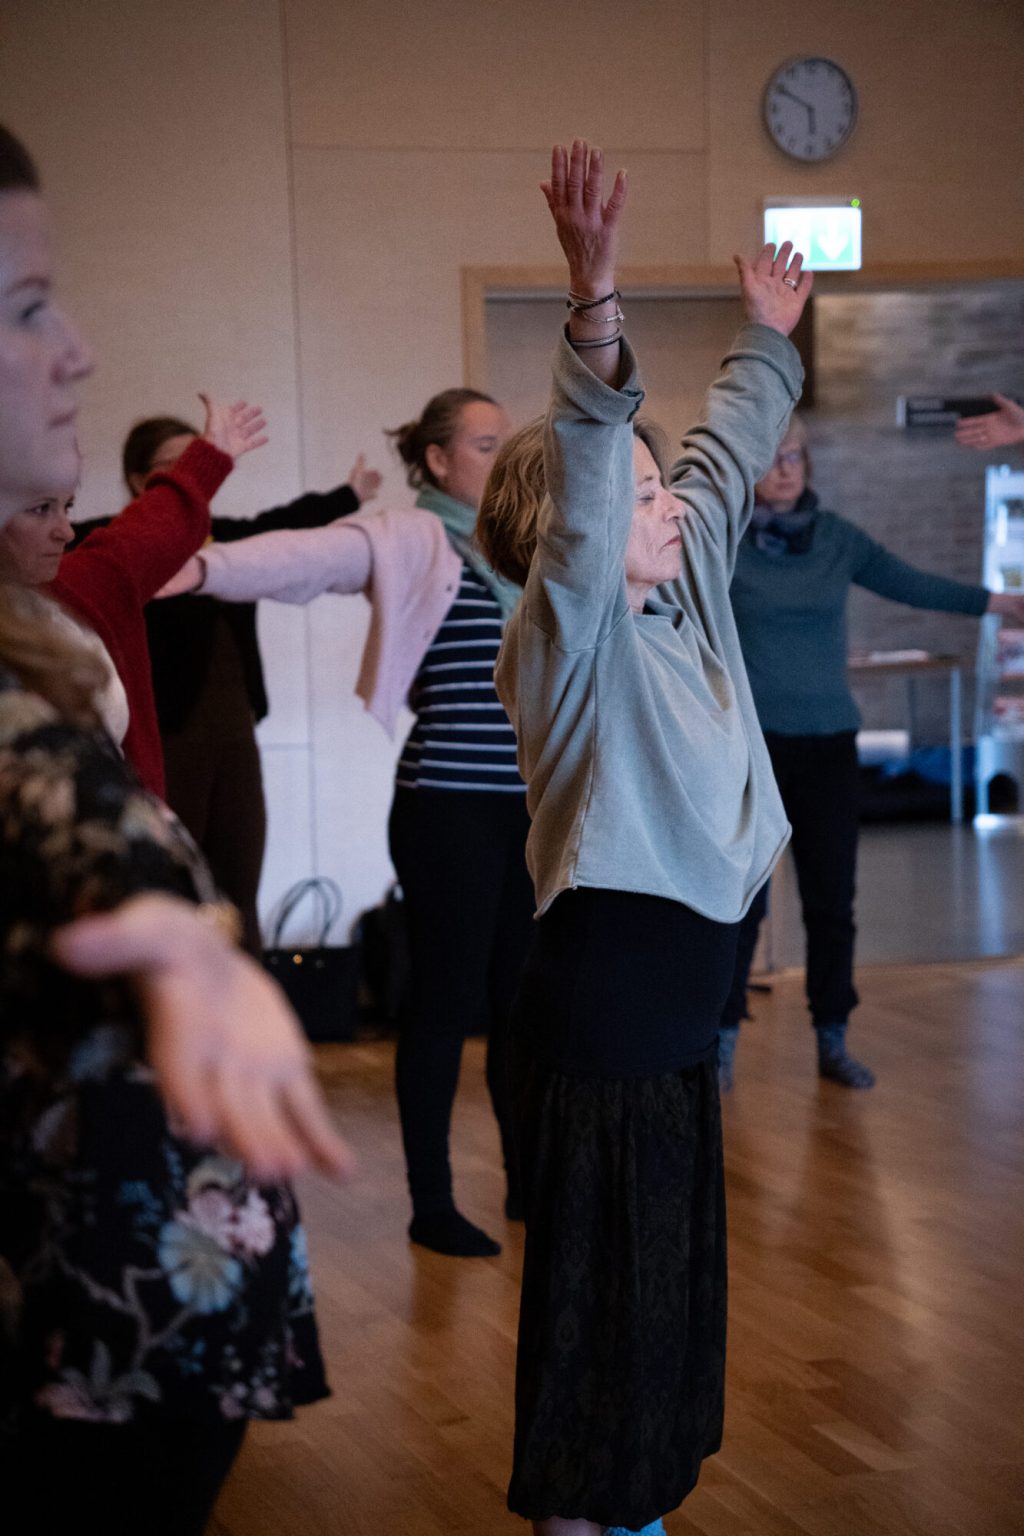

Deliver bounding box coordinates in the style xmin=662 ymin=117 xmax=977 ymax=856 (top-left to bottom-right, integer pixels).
xmin=950 ymin=665 xmax=963 ymax=823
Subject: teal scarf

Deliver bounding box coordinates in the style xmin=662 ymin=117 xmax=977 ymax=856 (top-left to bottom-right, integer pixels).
xmin=415 ymin=484 xmax=522 ymax=622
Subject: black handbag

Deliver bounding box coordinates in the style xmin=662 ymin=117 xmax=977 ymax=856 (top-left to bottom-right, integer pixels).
xmin=355 ymin=883 xmax=410 ymax=1028
xmin=263 ymin=877 xmax=360 ymax=1043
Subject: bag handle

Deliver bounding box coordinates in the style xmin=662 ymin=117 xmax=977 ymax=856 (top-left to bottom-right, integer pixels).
xmin=269 ymin=877 xmax=343 ymax=947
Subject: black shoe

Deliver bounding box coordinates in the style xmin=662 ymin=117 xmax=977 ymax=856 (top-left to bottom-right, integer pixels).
xmin=408 ymin=1210 xmax=501 ymax=1257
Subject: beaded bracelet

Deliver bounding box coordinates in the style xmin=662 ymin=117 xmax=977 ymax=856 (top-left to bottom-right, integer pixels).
xmin=575 ymin=307 xmax=624 ymax=326
xmin=567 ymin=287 xmax=622 ymax=313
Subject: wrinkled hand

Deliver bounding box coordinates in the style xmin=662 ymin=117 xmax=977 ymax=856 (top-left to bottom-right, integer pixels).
xmin=734 ymin=242 xmax=813 ymax=338
xmin=51 ymin=895 xmax=355 ymax=1185
xmin=347 ymin=453 xmax=382 ymax=505
xmin=955 ymin=394 xmax=1024 ymax=451
xmin=155 ymin=555 xmax=204 ymax=598
xmin=541 ymin=140 xmax=628 ymax=294
xmin=200 ymin=394 xmax=269 ymax=463
xmin=988 ymin=591 xmax=1024 ymax=624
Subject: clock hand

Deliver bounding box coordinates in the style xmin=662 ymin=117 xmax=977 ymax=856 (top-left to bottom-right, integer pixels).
xmin=776 ymin=85 xmax=814 ymax=116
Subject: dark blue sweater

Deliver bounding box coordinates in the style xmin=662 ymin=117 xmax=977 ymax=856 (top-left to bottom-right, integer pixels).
xmin=729 ymin=493 xmax=988 ymax=735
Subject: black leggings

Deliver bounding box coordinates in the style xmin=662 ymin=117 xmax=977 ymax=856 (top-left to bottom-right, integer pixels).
xmin=3 ymin=1414 xmax=246 ymax=1535
xmin=389 ymin=787 xmax=534 ymax=1216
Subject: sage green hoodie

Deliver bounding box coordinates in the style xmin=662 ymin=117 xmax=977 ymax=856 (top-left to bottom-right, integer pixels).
xmin=494 ymin=322 xmax=802 ymax=923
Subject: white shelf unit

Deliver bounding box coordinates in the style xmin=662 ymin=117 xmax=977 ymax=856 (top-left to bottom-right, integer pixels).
xmin=975 ymin=464 xmax=1024 ymax=817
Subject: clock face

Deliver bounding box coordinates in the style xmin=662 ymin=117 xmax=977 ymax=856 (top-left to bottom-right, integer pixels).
xmin=763 ymin=56 xmax=858 ymax=163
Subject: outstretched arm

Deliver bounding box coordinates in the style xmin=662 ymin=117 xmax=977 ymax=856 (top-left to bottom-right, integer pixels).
xmin=213 ymin=453 xmax=383 ymax=543
xmin=53 ymin=896 xmax=354 ymax=1183
xmin=528 ymin=140 xmax=644 ymax=647
xmin=57 ymin=394 xmax=268 ymax=611
xmin=541 ymin=140 xmax=628 ymax=386
xmin=156 ymin=519 xmax=374 ymax=603
xmin=955 ymin=394 xmax=1024 ymax=452
xmin=665 ymin=245 xmax=810 ymax=574
xmin=851 ymin=528 xmax=1019 ymax=619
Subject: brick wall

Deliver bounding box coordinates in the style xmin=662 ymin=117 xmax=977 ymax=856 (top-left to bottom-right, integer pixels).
xmin=810 ymin=283 xmax=1024 ymax=741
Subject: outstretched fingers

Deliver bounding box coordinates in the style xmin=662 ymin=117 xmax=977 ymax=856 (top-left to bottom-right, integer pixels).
xmin=566 ymin=137 xmax=587 ymax=207
xmin=771 ymin=239 xmax=794 ymax=277
xmin=582 ymin=145 xmax=603 ymax=208
xmin=280 ymin=1072 xmax=357 ymax=1181
xmin=543 ymin=140 xmax=626 ymax=224
xmin=751 ymin=239 xmax=792 ymax=279
xmin=540 ymin=142 xmax=566 ymax=209
xmin=603 ymin=167 xmax=628 ymax=225
xmin=733 ymin=240 xmax=812 ymax=337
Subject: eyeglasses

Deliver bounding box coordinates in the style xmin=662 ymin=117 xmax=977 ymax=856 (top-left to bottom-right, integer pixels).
xmin=771 ymin=449 xmax=804 ymax=469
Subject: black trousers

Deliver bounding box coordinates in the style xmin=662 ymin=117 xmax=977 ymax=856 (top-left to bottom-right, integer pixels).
xmin=3 ymin=1415 xmax=246 ymax=1535
xmin=163 ymin=721 xmax=267 ymax=957
xmin=721 ymin=730 xmax=860 ymax=1030
xmin=388 ymin=787 xmax=535 ymax=1216
xmin=160 ymin=620 xmax=267 ymax=958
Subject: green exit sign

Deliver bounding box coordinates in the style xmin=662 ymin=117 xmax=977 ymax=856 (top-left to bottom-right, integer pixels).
xmin=763 ymin=202 xmax=862 ymax=271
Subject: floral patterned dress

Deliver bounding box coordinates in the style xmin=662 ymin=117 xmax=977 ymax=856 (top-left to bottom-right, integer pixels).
xmin=0 ymin=671 xmax=328 ymax=1427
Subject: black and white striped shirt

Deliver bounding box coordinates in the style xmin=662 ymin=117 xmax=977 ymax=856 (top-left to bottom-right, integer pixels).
xmin=396 ymin=567 xmax=525 ymax=793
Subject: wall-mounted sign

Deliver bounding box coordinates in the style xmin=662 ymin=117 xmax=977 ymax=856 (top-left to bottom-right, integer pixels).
xmin=763 ymin=200 xmax=861 ymax=271
xmin=896 ymin=396 xmax=1016 ymax=430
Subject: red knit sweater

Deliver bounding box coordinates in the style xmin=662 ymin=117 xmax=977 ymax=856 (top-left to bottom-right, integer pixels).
xmin=48 ymin=437 xmax=232 ymax=797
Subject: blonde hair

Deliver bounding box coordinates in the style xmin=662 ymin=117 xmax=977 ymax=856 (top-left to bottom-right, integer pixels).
xmin=476 ymin=416 xmax=670 ymax=587
xmin=475 ymin=418 xmax=546 ymax=587
xmin=0 ymin=584 xmax=105 ymax=725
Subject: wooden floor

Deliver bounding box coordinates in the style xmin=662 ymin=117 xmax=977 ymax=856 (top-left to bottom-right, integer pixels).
xmin=211 ymin=961 xmax=1024 ymax=1536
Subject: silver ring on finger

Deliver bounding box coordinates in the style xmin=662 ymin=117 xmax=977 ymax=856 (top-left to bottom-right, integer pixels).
xmin=782 ymin=276 xmax=799 ymax=289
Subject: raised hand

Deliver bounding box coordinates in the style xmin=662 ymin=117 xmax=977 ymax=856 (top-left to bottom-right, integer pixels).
xmin=733 ymin=242 xmax=813 ymax=338
xmin=541 ymin=139 xmax=628 ymax=296
xmin=200 ymin=393 xmax=269 ymax=463
xmin=955 ymin=394 xmax=1024 ymax=452
xmin=347 ymin=452 xmax=382 ymax=505
xmin=51 ymin=894 xmax=355 ymax=1184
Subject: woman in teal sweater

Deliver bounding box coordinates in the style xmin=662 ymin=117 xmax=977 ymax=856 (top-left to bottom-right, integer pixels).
xmin=719 ymin=416 xmax=1024 ymax=1090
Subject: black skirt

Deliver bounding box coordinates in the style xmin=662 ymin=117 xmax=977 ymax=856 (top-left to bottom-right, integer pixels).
xmin=507 ymin=888 xmax=736 ymax=1528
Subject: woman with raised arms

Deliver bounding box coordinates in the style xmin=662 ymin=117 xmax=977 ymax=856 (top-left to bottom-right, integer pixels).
xmin=473 ymin=141 xmax=810 ymax=1533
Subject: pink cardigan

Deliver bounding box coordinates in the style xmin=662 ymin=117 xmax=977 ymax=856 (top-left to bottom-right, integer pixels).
xmin=197 ymin=508 xmax=462 ymax=735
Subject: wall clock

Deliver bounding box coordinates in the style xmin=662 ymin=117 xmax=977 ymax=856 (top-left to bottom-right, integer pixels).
xmin=763 ymin=57 xmax=858 ymax=163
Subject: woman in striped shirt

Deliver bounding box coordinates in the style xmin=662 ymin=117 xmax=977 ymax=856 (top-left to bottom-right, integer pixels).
xmin=163 ymin=389 xmax=531 ymax=1257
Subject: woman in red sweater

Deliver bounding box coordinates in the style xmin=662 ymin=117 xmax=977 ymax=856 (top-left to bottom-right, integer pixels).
xmin=0 ymin=395 xmax=267 ymax=795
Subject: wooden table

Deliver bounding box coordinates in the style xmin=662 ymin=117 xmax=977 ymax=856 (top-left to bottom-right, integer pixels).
xmin=848 ymin=650 xmax=965 ymax=822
